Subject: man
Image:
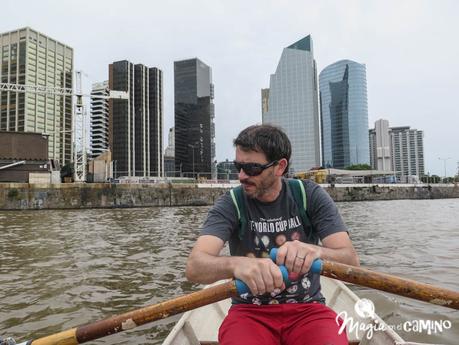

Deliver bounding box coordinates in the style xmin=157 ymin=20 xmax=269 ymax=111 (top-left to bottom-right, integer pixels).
xmin=186 ymin=124 xmax=359 ymax=345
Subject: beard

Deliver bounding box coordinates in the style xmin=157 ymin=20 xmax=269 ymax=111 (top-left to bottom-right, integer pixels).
xmin=240 ymin=170 xmax=277 ymax=199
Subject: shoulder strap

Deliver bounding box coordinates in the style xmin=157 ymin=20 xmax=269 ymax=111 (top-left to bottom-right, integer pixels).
xmin=287 ymin=179 xmax=317 ymax=243
xmin=287 ymin=178 xmax=307 ymax=211
xmin=230 ymin=186 xmax=247 ymax=240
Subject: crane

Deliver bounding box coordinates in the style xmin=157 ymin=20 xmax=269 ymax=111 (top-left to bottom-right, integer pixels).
xmin=0 ymin=73 xmax=128 ymax=182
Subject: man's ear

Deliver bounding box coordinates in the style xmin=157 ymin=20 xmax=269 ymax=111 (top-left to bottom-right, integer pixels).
xmin=276 ymin=158 xmax=288 ymax=176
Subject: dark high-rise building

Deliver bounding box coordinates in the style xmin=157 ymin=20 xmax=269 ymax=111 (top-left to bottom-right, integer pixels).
xmin=109 ymin=60 xmax=163 ymax=178
xmin=174 ymin=58 xmax=215 ymax=179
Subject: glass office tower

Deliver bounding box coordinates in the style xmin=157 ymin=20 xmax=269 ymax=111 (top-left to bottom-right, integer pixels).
xmin=174 ymin=58 xmax=215 ymax=179
xmin=263 ymin=35 xmax=320 ymax=173
xmin=319 ymin=59 xmax=369 ymax=168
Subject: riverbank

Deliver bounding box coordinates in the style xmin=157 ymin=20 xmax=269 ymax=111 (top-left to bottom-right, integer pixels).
xmin=1 ymin=182 xmax=459 ymax=210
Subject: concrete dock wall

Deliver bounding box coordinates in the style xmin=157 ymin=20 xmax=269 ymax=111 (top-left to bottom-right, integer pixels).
xmin=0 ymin=183 xmax=458 ymax=210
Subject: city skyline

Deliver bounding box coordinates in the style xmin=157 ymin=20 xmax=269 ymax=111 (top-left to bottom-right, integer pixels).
xmin=1 ymin=1 xmax=458 ymax=177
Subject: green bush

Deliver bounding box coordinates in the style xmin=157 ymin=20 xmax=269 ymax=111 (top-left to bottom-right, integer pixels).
xmin=7 ymin=188 xmax=19 ymax=199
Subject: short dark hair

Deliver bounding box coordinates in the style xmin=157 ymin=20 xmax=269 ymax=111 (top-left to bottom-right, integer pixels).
xmin=233 ymin=124 xmax=291 ymax=173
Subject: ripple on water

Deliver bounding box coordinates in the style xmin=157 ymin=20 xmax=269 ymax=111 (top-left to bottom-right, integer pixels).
xmin=1 ymin=201 xmax=458 ymax=344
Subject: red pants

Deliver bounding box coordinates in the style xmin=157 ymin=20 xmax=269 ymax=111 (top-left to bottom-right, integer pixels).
xmin=218 ymin=302 xmax=347 ymax=345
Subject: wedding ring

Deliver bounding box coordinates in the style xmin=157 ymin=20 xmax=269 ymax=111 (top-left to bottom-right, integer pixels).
xmin=296 ymin=255 xmax=305 ymax=260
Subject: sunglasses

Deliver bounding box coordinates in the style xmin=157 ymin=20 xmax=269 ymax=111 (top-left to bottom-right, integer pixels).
xmin=233 ymin=160 xmax=279 ymax=176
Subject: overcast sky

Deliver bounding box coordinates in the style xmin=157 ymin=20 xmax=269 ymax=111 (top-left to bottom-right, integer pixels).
xmin=3 ymin=0 xmax=458 ymax=176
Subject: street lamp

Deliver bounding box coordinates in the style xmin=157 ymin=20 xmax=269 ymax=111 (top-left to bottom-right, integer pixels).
xmin=438 ymin=157 xmax=451 ymax=182
xmin=188 ymin=143 xmax=197 ymax=179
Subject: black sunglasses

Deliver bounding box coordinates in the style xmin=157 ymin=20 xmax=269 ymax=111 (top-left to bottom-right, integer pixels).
xmin=233 ymin=160 xmax=279 ymax=176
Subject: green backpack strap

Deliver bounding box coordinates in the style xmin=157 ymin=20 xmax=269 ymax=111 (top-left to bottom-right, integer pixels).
xmin=288 ymin=179 xmax=307 ymax=212
xmin=287 ymin=179 xmax=316 ymax=243
xmin=230 ymin=185 xmax=247 ymax=240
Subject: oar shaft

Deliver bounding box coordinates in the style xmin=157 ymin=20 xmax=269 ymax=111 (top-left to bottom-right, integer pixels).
xmin=27 ymin=281 xmax=237 ymax=345
xmin=320 ymin=260 xmax=459 ymax=310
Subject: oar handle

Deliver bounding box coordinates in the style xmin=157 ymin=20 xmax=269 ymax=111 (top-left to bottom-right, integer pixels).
xmin=235 ymin=248 xmax=324 ymax=295
xmin=269 ymin=248 xmax=323 ymax=273
xmin=235 ymin=265 xmax=289 ymax=294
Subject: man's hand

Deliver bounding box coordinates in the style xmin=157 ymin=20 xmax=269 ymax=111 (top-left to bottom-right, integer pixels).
xmin=233 ymin=257 xmax=284 ymax=296
xmin=275 ymin=240 xmax=322 ymax=276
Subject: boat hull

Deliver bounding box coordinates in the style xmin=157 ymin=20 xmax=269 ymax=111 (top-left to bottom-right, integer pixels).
xmin=163 ymin=277 xmax=408 ymax=345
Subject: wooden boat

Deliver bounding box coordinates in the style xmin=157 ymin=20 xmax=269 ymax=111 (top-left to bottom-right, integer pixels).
xmin=163 ymin=277 xmax=435 ymax=345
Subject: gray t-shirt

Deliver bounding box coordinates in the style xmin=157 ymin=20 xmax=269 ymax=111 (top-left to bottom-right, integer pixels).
xmin=201 ymin=178 xmax=347 ymax=305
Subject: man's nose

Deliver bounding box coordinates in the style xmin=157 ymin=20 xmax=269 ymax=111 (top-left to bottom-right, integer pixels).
xmin=238 ymin=168 xmax=248 ymax=180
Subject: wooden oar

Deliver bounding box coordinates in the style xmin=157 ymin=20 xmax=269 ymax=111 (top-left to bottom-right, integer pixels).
xmin=316 ymin=259 xmax=459 ymax=310
xmin=270 ymin=248 xmax=459 ymax=310
xmin=15 ymin=281 xmax=238 ymax=345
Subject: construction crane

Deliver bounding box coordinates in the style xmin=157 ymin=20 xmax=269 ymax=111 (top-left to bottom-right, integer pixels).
xmin=0 ymin=73 xmax=128 ymax=182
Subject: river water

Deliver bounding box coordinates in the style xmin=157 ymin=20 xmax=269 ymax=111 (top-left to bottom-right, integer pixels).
xmin=1 ymin=199 xmax=458 ymax=344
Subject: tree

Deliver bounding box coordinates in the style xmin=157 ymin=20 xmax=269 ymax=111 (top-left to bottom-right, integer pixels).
xmin=60 ymin=162 xmax=74 ymax=180
xmin=421 ymin=175 xmax=440 ymax=183
xmin=345 ymin=164 xmax=372 ymax=170
xmin=430 ymin=175 xmax=441 ymax=183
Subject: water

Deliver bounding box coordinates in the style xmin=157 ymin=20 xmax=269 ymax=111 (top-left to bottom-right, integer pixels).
xmin=339 ymin=199 xmax=459 ymax=344
xmin=1 ymin=199 xmax=458 ymax=344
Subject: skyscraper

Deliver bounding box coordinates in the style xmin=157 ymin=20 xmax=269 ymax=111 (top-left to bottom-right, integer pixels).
xmin=262 ymin=35 xmax=320 ymax=172
xmin=164 ymin=127 xmax=175 ymax=177
xmin=174 ymin=58 xmax=215 ymax=179
xmin=0 ymin=27 xmax=73 ymax=164
xmin=319 ymin=60 xmax=369 ymax=169
xmin=369 ymin=120 xmax=425 ymax=179
xmin=390 ymin=126 xmax=424 ymax=179
xmin=261 ymin=88 xmax=269 ymax=120
xmin=109 ymin=60 xmax=163 ymax=178
xmin=90 ymin=81 xmax=109 ymax=158
xmin=369 ymin=119 xmax=391 ymax=171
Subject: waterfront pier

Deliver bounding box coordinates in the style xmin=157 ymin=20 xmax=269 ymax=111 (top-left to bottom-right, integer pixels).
xmin=1 ymin=183 xmax=458 ymax=210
